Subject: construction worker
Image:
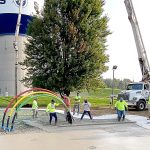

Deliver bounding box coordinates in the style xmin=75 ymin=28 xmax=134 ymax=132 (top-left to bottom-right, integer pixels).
xmin=73 ymin=92 xmax=81 ymax=115
xmin=62 ymin=94 xmax=71 ymax=121
xmin=46 ymin=100 xmax=59 ymax=125
xmin=80 ymin=99 xmax=92 ymax=120
xmin=115 ymin=97 xmax=128 ymax=121
xmin=147 ymin=96 xmax=150 ymax=120
xmin=32 ymin=98 xmax=38 ymax=119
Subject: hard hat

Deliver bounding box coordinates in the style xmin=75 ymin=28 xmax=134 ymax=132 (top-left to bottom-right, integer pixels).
xmin=120 ymin=97 xmax=123 ymax=101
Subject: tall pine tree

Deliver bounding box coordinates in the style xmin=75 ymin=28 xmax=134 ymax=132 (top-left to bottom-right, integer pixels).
xmin=21 ymin=0 xmax=110 ymax=95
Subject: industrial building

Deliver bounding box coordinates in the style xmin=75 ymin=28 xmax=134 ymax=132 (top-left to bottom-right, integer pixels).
xmin=0 ymin=0 xmax=43 ymax=96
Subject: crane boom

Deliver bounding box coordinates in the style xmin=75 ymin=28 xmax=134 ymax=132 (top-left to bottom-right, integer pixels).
xmin=13 ymin=0 xmax=23 ymax=96
xmin=124 ymin=0 xmax=150 ymax=82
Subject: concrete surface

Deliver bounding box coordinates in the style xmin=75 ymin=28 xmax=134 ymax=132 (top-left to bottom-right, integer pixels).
xmin=1 ymin=128 xmax=150 ymax=150
xmin=1 ymin=109 xmax=150 ymax=150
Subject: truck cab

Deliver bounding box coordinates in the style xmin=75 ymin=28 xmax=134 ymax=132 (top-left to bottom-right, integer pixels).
xmin=118 ymin=82 xmax=150 ymax=111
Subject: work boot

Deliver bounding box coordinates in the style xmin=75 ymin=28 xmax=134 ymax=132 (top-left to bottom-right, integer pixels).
xmin=118 ymin=117 xmax=121 ymax=121
xmin=147 ymin=116 xmax=150 ymax=120
xmin=73 ymin=111 xmax=75 ymax=115
xmin=122 ymin=115 xmax=125 ymax=121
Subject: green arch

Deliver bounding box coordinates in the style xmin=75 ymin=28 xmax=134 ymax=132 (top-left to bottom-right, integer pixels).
xmin=17 ymin=93 xmax=57 ymax=113
xmin=9 ymin=91 xmax=68 ymax=117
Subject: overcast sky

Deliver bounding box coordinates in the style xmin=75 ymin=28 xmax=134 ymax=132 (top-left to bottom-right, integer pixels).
xmin=103 ymin=0 xmax=150 ymax=82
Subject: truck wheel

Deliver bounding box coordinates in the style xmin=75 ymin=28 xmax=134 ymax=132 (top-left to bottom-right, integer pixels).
xmin=137 ymin=101 xmax=145 ymax=111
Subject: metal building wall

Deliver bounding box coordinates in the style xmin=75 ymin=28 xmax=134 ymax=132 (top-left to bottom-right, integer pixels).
xmin=0 ymin=35 xmax=27 ymax=96
xmin=0 ymin=0 xmax=44 ymax=96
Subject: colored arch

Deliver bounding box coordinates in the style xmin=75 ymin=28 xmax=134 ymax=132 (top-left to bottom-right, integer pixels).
xmin=9 ymin=92 xmax=67 ymax=131
xmin=17 ymin=94 xmax=52 ymax=113
xmin=9 ymin=91 xmax=66 ymax=117
xmin=4 ymin=88 xmax=57 ymax=114
xmin=10 ymin=94 xmax=50 ymax=131
xmin=2 ymin=88 xmax=64 ymax=129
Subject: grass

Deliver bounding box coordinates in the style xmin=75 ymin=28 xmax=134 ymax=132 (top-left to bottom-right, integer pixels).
xmin=0 ymin=96 xmax=13 ymax=107
xmin=70 ymin=88 xmax=120 ymax=107
xmin=0 ymin=88 xmax=121 ymax=108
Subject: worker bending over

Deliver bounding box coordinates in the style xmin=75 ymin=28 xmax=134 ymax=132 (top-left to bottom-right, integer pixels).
xmin=115 ymin=97 xmax=128 ymax=121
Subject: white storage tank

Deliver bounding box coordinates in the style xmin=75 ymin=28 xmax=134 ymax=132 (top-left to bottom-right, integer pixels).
xmin=0 ymin=0 xmax=44 ymax=96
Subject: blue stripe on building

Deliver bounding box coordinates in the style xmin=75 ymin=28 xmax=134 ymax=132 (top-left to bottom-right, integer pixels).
xmin=0 ymin=13 xmax=32 ymax=35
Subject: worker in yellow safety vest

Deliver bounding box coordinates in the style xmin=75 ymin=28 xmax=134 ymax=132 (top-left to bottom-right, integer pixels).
xmin=46 ymin=100 xmax=59 ymax=125
xmin=115 ymin=97 xmax=128 ymax=121
xmin=73 ymin=92 xmax=81 ymax=115
xmin=32 ymin=98 xmax=38 ymax=119
xmin=147 ymin=96 xmax=150 ymax=120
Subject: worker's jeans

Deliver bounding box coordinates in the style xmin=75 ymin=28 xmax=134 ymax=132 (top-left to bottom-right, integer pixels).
xmin=117 ymin=110 xmax=125 ymax=120
xmin=49 ymin=112 xmax=57 ymax=125
xmin=148 ymin=104 xmax=150 ymax=112
xmin=81 ymin=110 xmax=92 ymax=120
xmin=32 ymin=109 xmax=38 ymax=119
xmin=73 ymin=103 xmax=80 ymax=115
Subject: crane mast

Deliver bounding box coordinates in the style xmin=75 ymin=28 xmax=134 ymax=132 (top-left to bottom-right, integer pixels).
xmin=13 ymin=0 xmax=23 ymax=96
xmin=124 ymin=0 xmax=150 ymax=82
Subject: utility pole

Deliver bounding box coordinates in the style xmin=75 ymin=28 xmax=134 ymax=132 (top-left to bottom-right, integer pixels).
xmin=13 ymin=0 xmax=23 ymax=97
xmin=112 ymin=65 xmax=117 ymax=105
xmin=13 ymin=0 xmax=23 ymax=118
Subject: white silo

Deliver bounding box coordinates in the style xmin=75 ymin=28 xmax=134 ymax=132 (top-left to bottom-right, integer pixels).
xmin=0 ymin=0 xmax=44 ymax=96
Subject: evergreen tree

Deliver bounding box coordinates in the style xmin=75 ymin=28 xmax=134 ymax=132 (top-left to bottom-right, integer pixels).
xmin=21 ymin=0 xmax=110 ymax=94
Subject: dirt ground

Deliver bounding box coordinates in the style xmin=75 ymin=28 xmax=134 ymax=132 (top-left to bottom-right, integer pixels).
xmin=91 ymin=106 xmax=149 ymax=117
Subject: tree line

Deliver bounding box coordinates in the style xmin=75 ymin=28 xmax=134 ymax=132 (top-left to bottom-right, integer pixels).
xmin=103 ymin=78 xmax=132 ymax=90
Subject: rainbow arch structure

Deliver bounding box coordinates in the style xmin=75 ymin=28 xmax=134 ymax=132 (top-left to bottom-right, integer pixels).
xmin=1 ymin=88 xmax=70 ymax=132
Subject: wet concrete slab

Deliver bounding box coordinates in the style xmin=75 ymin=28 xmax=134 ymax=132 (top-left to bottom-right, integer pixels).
xmin=22 ymin=113 xmax=135 ymax=133
xmin=1 ymin=108 xmax=150 ymax=134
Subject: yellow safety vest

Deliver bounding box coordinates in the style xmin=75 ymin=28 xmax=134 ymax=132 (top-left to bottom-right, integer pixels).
xmin=75 ymin=96 xmax=81 ymax=103
xmin=32 ymin=100 xmax=38 ymax=109
xmin=46 ymin=103 xmax=59 ymax=113
xmin=115 ymin=100 xmax=128 ymax=111
xmin=148 ymin=97 xmax=150 ymax=105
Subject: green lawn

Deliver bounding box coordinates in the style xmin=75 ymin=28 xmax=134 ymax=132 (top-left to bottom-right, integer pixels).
xmin=70 ymin=88 xmax=120 ymax=107
xmin=0 ymin=88 xmax=121 ymax=108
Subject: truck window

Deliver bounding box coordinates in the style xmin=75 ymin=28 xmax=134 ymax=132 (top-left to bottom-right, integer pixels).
xmin=126 ymin=84 xmax=143 ymax=90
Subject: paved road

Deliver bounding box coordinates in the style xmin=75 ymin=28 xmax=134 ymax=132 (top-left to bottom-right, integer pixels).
xmin=0 ymin=123 xmax=150 ymax=150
